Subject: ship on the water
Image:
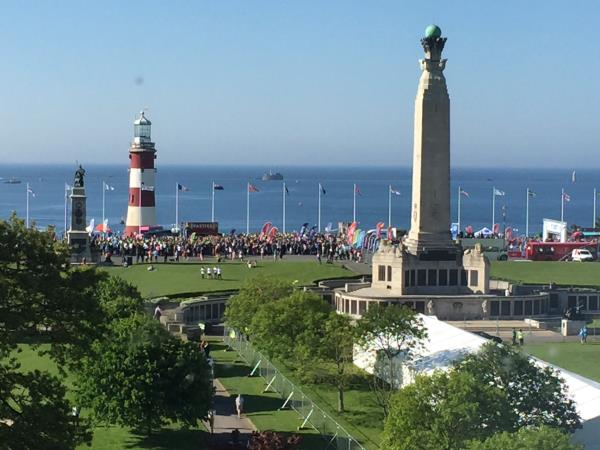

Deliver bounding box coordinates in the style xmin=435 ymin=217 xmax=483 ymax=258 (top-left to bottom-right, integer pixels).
xmin=3 ymin=177 xmax=22 ymax=184
xmin=261 ymin=170 xmax=283 ymax=181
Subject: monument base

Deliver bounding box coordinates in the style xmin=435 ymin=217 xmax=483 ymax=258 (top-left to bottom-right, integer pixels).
xmin=561 ymin=319 xmax=586 ymax=337
xmin=67 ymin=230 xmax=91 ymax=263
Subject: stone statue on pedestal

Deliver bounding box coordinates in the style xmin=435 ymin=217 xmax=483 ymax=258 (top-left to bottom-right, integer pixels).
xmin=67 ymin=165 xmax=91 ymax=262
xmin=74 ymin=165 xmax=86 ymax=188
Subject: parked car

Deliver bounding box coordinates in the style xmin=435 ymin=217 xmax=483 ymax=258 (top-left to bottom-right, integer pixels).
xmin=572 ymin=248 xmax=594 ymax=262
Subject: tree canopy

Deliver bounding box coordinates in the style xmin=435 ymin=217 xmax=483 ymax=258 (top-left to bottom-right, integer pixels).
xmin=224 ymin=277 xmax=294 ymax=332
xmin=455 ymin=343 xmax=581 ymax=433
xmin=382 ymin=342 xmax=582 ymax=450
xmin=76 ymin=314 xmax=213 ymax=434
xmin=355 ymin=304 xmax=427 ymax=417
xmin=0 ymin=215 xmax=101 ymax=447
xmin=382 ymin=370 xmax=509 ymax=450
xmin=465 ymin=425 xmax=583 ymax=450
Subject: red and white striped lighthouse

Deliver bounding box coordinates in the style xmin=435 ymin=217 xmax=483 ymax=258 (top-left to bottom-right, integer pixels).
xmin=125 ymin=111 xmax=157 ymax=236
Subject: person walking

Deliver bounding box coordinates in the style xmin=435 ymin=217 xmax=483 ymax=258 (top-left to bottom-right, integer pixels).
xmin=511 ymin=328 xmax=517 ymax=346
xmin=580 ymin=326 xmax=588 ymax=344
xmin=200 ymin=267 xmax=205 ymax=279
xmin=235 ymin=394 xmax=244 ymax=419
xmin=517 ymin=328 xmax=524 ymax=346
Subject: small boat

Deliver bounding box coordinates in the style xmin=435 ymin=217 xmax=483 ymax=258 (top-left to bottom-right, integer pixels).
xmin=261 ymin=170 xmax=283 ymax=181
xmin=3 ymin=177 xmax=22 ymax=184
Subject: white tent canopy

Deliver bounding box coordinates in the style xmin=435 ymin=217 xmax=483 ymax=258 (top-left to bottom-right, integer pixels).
xmin=474 ymin=227 xmax=493 ymax=237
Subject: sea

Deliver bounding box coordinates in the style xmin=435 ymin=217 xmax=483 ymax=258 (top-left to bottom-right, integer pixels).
xmin=0 ymin=164 xmax=597 ymax=236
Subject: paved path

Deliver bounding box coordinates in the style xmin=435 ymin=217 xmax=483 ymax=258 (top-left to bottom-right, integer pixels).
xmin=204 ymin=379 xmax=256 ymax=449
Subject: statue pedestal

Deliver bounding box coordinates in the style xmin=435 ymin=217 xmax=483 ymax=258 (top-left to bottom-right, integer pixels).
xmin=561 ymin=319 xmax=586 ymax=336
xmin=67 ymin=185 xmax=91 ymax=262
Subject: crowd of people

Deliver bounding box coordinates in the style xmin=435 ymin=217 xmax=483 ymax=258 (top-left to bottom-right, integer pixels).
xmin=92 ymin=232 xmax=367 ymax=264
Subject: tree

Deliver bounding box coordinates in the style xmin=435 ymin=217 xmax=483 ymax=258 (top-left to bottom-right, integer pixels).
xmin=250 ymin=290 xmax=331 ymax=361
xmin=465 ymin=425 xmax=583 ymax=450
xmin=381 ymin=370 xmax=510 ymax=450
xmin=316 ymin=312 xmax=354 ymax=412
xmin=355 ymin=304 xmax=427 ymax=417
xmin=0 ymin=215 xmax=105 ymax=447
xmin=224 ymin=277 xmax=294 ymax=333
xmin=455 ymin=343 xmax=581 ymax=433
xmin=76 ymin=314 xmax=213 ymax=434
xmin=248 ymin=431 xmax=302 ymax=450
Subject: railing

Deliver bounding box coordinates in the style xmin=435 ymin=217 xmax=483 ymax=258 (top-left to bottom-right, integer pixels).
xmin=223 ymin=327 xmax=366 ymax=450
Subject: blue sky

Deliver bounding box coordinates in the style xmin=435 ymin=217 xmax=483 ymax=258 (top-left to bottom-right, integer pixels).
xmin=0 ymin=1 xmax=598 ymax=167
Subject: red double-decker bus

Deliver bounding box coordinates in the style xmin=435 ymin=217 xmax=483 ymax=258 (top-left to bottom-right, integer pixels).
xmin=525 ymin=241 xmax=598 ymax=261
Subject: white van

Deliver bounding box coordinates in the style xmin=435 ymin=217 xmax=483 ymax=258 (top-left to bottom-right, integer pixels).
xmin=572 ymin=248 xmax=594 ymax=262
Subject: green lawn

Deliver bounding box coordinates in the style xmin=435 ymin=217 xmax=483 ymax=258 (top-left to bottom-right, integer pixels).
xmin=210 ymin=339 xmax=324 ymax=450
xmin=13 ymin=344 xmax=209 ymax=449
xmin=491 ymin=261 xmax=600 ymax=286
xmin=523 ymin=342 xmax=600 ymax=382
xmin=213 ymin=339 xmax=382 ymax=450
xmin=102 ymin=261 xmax=353 ymax=297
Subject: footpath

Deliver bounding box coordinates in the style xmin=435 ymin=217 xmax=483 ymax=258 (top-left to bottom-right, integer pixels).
xmin=205 ymin=378 xmax=256 ymax=449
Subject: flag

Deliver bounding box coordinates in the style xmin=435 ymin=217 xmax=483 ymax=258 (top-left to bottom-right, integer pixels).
xmin=387 ymin=226 xmax=394 ymax=241
xmin=267 ymin=226 xmax=278 ymax=242
xmin=27 ymin=186 xmax=35 ymax=198
xmin=354 ymin=185 xmax=362 ymax=196
xmin=105 ymin=184 xmax=115 ymax=191
xmin=248 ymin=184 xmax=259 ymax=193
xmin=300 ymin=222 xmax=309 ymax=236
xmin=376 ymin=221 xmax=385 ymax=239
xmin=141 ymin=185 xmax=155 ymax=191
xmin=320 ymin=184 xmax=326 ymax=195
xmin=325 ymin=222 xmax=333 ymax=233
xmin=562 ymin=192 xmax=571 ymax=202
xmin=260 ymin=222 xmax=272 ymax=239
xmin=390 ymin=186 xmax=401 ymax=196
xmin=493 ymin=223 xmax=500 ymax=235
xmin=505 ymin=226 xmax=514 ymax=241
xmin=528 ymin=190 xmax=537 ymax=198
xmin=177 ymin=183 xmax=189 ymax=191
xmin=285 ymin=185 xmax=289 ymax=195
xmin=460 ymin=189 xmax=470 ymax=197
xmin=494 ymin=188 xmax=505 ymax=196
xmin=347 ymin=221 xmax=358 ymax=244
xmin=213 ymin=184 xmax=224 ymax=190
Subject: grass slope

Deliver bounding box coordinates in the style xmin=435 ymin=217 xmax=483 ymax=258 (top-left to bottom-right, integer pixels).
xmin=102 ymin=261 xmax=353 ymax=297
xmin=491 ymin=261 xmax=600 ymax=286
xmin=524 ymin=342 xmax=600 ymax=383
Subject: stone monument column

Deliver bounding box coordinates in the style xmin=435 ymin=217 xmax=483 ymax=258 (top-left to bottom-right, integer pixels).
xmin=67 ymin=165 xmax=91 ymax=261
xmin=404 ymin=25 xmax=456 ymax=258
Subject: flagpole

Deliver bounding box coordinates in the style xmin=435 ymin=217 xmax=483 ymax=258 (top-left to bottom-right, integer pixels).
xmin=283 ymin=182 xmax=286 ymax=233
xmin=26 ymin=182 xmax=30 ymax=228
xmin=388 ymin=185 xmax=392 ymax=227
xmin=492 ymin=186 xmax=495 ymax=232
xmin=457 ymin=185 xmax=462 ymax=233
xmin=353 ymin=183 xmax=356 ymax=223
xmin=211 ymin=181 xmax=215 ymax=223
xmin=175 ymin=182 xmax=179 ymax=231
xmin=561 ymin=188 xmax=564 ymax=223
xmin=246 ymin=183 xmax=250 ymax=234
xmin=594 ymin=188 xmax=597 ymax=227
xmin=102 ymin=181 xmax=106 ymax=234
xmin=526 ymin=188 xmax=530 ymax=238
xmin=318 ymin=183 xmax=322 ymax=232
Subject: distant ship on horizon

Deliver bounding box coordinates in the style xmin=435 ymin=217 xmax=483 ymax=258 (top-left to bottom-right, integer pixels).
xmin=3 ymin=177 xmax=22 ymax=184
xmin=261 ymin=170 xmax=283 ymax=181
